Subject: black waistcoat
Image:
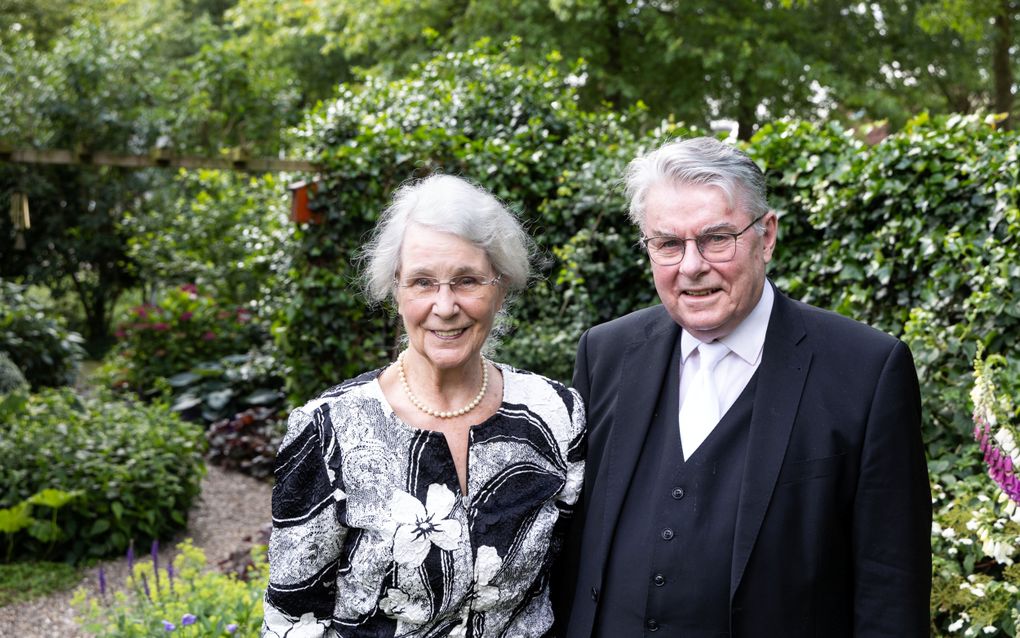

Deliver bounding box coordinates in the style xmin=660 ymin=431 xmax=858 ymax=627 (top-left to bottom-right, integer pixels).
xmin=595 ymin=335 xmax=758 ymax=638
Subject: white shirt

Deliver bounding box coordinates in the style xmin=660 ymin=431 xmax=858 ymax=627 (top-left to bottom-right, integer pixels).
xmin=678 ymin=281 xmax=774 ymax=457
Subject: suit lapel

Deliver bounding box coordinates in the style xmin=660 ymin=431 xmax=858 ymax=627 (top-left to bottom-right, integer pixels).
xmin=595 ymin=308 xmax=679 ymax=565
xmin=730 ymin=288 xmax=812 ymax=599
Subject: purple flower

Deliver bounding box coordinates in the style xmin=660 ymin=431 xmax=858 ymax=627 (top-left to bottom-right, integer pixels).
xmin=181 ymin=613 xmax=197 ymax=626
xmin=202 ymin=331 xmax=217 ymax=341
xmin=179 ymin=311 xmax=194 ymax=322
xmin=151 ymin=540 xmax=161 ymax=592
xmin=225 ymin=624 xmax=238 ymax=634
xmin=127 ymin=541 xmax=135 ymax=572
xmin=98 ymin=566 xmax=106 ymax=596
xmin=162 ymin=620 xmax=175 ymax=631
xmin=140 ymin=573 xmax=151 ymax=600
xmin=153 ymin=322 xmax=171 ymax=331
xmin=167 ymin=563 xmax=175 ymax=593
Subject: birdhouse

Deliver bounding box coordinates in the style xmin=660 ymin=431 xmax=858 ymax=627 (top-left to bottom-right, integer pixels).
xmin=288 ymin=180 xmax=323 ymax=225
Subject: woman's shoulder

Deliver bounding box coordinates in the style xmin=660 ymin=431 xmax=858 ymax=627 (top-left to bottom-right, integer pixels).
xmin=495 ymin=362 xmax=581 ymax=414
xmin=291 ymin=367 xmax=386 ymax=418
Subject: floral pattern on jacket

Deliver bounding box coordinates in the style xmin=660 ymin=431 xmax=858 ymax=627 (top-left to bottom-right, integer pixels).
xmin=262 ymin=363 xmax=586 ymax=638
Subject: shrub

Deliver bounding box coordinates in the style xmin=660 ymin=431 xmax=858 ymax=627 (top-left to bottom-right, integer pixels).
xmin=110 ymin=284 xmax=265 ymax=394
xmin=165 ymin=349 xmax=287 ymax=426
xmin=0 ymin=279 xmax=85 ymax=388
xmin=0 ymin=389 xmax=206 ymax=562
xmin=206 ymin=407 xmax=285 ymax=481
xmin=0 ymin=351 xmax=28 ymax=393
xmin=74 ymin=539 xmax=266 ymax=638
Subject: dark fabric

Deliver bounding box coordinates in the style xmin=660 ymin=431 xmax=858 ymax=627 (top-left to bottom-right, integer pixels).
xmin=596 ymin=329 xmax=757 ymax=638
xmin=559 ymin=283 xmax=932 ymax=638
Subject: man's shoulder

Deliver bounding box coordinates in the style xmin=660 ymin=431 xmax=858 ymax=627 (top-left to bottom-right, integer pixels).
xmin=779 ymin=292 xmax=900 ymax=349
xmin=585 ymin=304 xmax=671 ymax=342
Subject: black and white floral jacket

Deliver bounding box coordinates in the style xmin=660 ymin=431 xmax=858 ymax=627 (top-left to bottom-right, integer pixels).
xmin=263 ymin=363 xmax=586 ymax=638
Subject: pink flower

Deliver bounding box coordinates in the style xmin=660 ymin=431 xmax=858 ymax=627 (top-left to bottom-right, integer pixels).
xmin=202 ymin=331 xmax=216 ymax=341
xmin=153 ymin=322 xmax=170 ymax=331
xmin=134 ymin=306 xmax=149 ymax=319
xmin=115 ymin=329 xmax=126 ymax=339
xmin=180 ymin=283 xmax=198 ymax=295
xmin=179 ymin=311 xmax=193 ymax=322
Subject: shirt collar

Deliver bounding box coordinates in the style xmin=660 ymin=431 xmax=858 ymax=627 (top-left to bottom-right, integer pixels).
xmin=681 ymin=280 xmax=774 ymax=365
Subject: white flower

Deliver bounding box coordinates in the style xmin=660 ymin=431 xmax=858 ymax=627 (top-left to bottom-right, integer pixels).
xmin=379 ymin=588 xmax=430 ymax=624
xmin=470 ymin=545 xmax=503 ymax=611
xmin=948 ymin=617 xmax=965 ymax=632
xmin=983 ymin=627 xmax=997 ymax=634
xmin=391 ymin=483 xmax=462 ymax=568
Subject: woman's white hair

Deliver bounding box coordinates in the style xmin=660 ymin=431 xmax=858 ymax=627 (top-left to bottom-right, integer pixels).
xmin=625 ymin=136 xmax=769 ymax=233
xmin=360 ymin=174 xmax=533 ymax=304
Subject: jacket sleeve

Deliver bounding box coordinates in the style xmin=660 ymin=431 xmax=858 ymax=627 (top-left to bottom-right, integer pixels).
xmin=852 ymin=340 xmax=932 ymax=636
xmin=262 ymin=406 xmax=347 ymax=638
xmin=549 ymin=328 xmax=593 ymax=636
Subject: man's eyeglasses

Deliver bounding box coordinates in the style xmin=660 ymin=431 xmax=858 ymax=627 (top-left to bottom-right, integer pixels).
xmin=640 ymin=215 xmax=765 ymax=266
xmin=396 ymin=274 xmax=503 ymax=300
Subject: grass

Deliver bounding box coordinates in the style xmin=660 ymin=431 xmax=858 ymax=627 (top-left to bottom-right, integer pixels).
xmin=0 ymin=561 xmax=82 ymax=607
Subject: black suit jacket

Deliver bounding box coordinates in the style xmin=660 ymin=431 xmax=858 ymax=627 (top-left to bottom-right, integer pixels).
xmin=558 ymin=284 xmax=931 ymax=637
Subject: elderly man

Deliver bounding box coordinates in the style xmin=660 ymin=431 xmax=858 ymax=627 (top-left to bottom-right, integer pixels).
xmin=560 ymin=137 xmax=931 ymax=637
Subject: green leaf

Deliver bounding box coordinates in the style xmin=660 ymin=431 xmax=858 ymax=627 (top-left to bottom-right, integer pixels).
xmin=0 ymin=503 xmax=34 ymax=535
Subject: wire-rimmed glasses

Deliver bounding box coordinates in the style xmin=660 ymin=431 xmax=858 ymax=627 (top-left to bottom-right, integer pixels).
xmin=640 ymin=215 xmax=765 ymax=266
xmin=396 ymin=274 xmax=503 ymax=300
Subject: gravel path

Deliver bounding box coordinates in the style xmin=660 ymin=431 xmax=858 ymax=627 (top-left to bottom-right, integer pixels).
xmin=0 ymin=465 xmax=273 ymax=637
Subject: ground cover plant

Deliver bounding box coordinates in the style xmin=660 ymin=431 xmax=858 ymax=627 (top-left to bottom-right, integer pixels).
xmin=0 ymin=388 xmax=206 ymax=562
xmin=0 ymin=560 xmax=81 ymax=607
xmin=75 ymin=539 xmax=266 ymax=638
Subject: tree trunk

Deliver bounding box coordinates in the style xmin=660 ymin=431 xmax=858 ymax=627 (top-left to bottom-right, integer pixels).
xmin=992 ymin=0 xmax=1014 ymax=129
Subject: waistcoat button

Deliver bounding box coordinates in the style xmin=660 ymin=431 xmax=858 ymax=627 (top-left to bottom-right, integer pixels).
xmin=646 ymin=618 xmax=660 ymax=632
xmin=661 ymin=528 xmax=674 ymax=540
xmin=653 ymin=573 xmax=666 ymax=586
xmin=671 ymin=487 xmax=685 ymax=500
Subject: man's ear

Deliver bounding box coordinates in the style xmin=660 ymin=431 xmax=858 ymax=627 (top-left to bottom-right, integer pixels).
xmin=761 ymin=211 xmax=778 ymax=263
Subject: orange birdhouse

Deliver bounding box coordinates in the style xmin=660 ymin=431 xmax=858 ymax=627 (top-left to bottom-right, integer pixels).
xmin=288 ymin=180 xmax=323 ymax=225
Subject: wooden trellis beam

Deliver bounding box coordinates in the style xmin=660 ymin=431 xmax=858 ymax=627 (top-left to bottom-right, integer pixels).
xmin=0 ymin=146 xmax=318 ymax=172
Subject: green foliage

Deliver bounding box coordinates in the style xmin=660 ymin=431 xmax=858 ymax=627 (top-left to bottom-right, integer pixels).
xmin=74 ymin=539 xmax=266 ymax=638
xmin=0 ymin=279 xmax=85 ymax=388
xmin=0 ymin=351 xmax=28 ymax=393
xmin=749 ymin=113 xmax=1020 ymax=455
xmin=0 ymin=388 xmax=207 ymax=562
xmin=0 ymin=488 xmax=83 ymax=562
xmin=122 ymin=170 xmax=295 ymax=307
xmin=0 ymin=560 xmax=81 ymax=607
xmin=930 ymin=467 xmax=1020 ymax=635
xmin=162 ymin=350 xmax=287 ymax=426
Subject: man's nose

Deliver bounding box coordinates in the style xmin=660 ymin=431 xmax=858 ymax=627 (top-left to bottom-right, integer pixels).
xmin=678 ymin=243 xmax=710 ymax=276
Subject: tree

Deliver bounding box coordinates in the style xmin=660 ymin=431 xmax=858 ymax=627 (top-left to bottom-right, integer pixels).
xmin=916 ymin=0 xmax=1018 ymax=128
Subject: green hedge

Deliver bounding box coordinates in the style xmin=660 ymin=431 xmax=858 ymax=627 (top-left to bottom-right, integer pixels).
xmin=0 ymin=389 xmax=206 ymax=562
xmin=750 ymin=114 xmax=1020 ymax=455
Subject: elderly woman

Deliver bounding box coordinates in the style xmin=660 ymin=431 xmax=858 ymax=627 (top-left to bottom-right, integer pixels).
xmin=262 ymin=174 xmax=586 ymax=638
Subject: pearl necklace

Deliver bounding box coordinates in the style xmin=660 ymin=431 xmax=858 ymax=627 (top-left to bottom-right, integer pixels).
xmin=397 ymin=351 xmax=488 ymax=419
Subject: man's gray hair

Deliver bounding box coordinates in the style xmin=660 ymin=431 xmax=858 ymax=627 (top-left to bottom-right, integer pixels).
xmin=624 ymin=136 xmax=768 ymax=232
xmin=360 ymin=174 xmax=533 ymax=303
